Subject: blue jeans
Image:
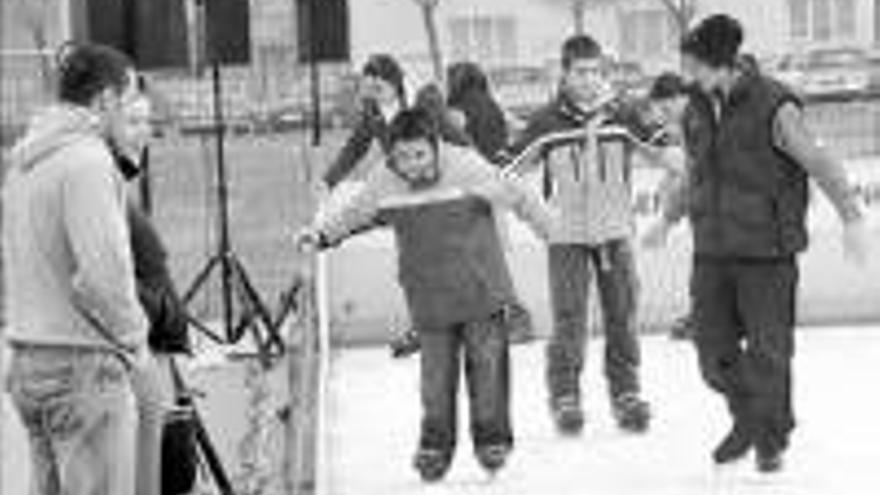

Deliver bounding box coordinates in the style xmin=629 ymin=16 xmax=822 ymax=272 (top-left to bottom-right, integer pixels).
xmin=546 ymin=240 xmax=641 ymax=402
xmin=419 ymin=314 xmax=512 ymax=455
xmin=132 ymin=353 xmax=175 ymax=495
xmin=5 ymin=345 xmax=137 ymax=495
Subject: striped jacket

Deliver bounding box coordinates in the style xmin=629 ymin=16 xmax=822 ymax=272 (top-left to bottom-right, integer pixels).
xmin=507 ymin=94 xmax=648 ymax=245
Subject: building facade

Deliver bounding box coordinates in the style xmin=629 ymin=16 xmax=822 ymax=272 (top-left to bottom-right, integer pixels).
xmin=348 ymin=0 xmax=578 ymax=88
xmin=583 ymin=0 xmax=880 ymax=74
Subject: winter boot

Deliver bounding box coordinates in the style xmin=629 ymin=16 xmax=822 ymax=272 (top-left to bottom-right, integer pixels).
xmin=712 ymin=423 xmax=753 ymax=465
xmin=612 ymin=393 xmax=651 ymax=433
xmin=413 ymin=448 xmax=452 ymax=483
xmin=475 ymin=444 xmax=511 ymax=474
xmin=550 ymin=395 xmax=585 ymax=435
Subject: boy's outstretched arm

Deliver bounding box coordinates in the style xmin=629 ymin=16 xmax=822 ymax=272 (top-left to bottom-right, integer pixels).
xmin=300 ymin=168 xmax=389 ymax=250
xmin=455 ymin=147 xmax=557 ymax=240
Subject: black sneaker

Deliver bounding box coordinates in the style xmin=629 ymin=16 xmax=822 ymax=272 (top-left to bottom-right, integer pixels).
xmin=712 ymin=424 xmax=753 ymax=465
xmin=390 ymin=329 xmax=420 ymax=359
xmin=756 ymin=448 xmax=784 ymax=473
xmin=475 ymin=444 xmax=511 ymax=473
xmin=413 ymin=448 xmax=452 ymax=482
xmin=551 ymin=395 xmax=585 ymax=435
xmin=755 ymin=437 xmax=785 ymax=473
xmin=612 ymin=393 xmax=651 ymax=433
xmin=669 ymin=314 xmax=695 ymax=340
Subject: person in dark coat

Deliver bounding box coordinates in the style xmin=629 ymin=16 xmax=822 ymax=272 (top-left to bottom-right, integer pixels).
xmin=647 ymin=14 xmax=869 ymax=473
xmin=446 ymin=62 xmax=509 ymax=165
xmin=112 ymin=92 xmax=190 ymax=495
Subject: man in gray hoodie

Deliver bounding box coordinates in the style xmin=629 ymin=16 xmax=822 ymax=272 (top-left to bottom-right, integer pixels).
xmin=2 ymin=44 xmax=148 ymax=495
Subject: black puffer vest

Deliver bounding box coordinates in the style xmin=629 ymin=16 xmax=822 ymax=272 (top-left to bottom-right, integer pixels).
xmin=684 ymin=73 xmax=809 ymax=259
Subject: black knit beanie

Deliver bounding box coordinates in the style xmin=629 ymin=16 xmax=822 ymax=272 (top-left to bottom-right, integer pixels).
xmin=363 ymin=54 xmax=407 ymax=104
xmin=680 ymin=14 xmax=744 ymax=68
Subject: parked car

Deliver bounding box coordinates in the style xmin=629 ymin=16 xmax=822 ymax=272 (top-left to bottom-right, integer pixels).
xmin=773 ymin=47 xmax=870 ymax=96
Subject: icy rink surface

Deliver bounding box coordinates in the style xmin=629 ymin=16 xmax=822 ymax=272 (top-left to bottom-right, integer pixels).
xmin=324 ymin=328 xmax=880 ymax=495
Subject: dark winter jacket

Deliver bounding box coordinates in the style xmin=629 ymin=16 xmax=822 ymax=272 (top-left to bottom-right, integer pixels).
xmin=682 ymin=72 xmax=810 ymax=258
xmin=127 ymin=204 xmax=190 ymax=354
xmin=447 ymin=63 xmax=509 ymax=164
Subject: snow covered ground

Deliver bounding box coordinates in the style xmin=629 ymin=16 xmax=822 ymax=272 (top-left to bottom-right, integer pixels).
xmin=4 ymin=327 xmax=880 ymax=494
xmin=322 ymin=327 xmax=880 ymax=495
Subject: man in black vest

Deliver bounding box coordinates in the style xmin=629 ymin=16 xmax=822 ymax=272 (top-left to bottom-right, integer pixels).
xmin=647 ymin=15 xmax=869 ymax=473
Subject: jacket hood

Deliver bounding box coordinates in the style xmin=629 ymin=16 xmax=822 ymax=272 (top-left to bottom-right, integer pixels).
xmin=8 ymin=104 xmax=103 ymax=174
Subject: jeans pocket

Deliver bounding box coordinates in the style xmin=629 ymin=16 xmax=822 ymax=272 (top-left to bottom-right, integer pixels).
xmin=9 ymin=354 xmax=77 ymax=404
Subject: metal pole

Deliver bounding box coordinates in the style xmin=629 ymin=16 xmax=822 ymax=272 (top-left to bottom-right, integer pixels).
xmin=309 ymin=0 xmax=322 ymax=146
xmin=210 ymin=60 xmax=235 ymax=339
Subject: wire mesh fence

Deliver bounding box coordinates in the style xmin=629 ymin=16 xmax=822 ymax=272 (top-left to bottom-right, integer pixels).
xmin=3 ymin=48 xmax=880 ymax=341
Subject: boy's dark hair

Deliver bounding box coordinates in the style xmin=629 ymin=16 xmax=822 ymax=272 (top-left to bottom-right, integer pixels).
xmin=680 ymin=14 xmax=744 ymax=69
xmin=388 ymin=107 xmax=439 ymax=149
xmin=649 ymin=72 xmax=689 ymax=100
xmin=561 ymin=35 xmax=602 ymax=69
xmin=363 ymin=54 xmax=407 ymax=104
xmin=739 ymin=53 xmax=760 ymax=74
xmin=56 ymin=43 xmax=134 ymax=106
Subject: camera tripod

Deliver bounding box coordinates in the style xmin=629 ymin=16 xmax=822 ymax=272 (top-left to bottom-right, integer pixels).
xmin=182 ymin=0 xmax=288 ymax=366
xmin=168 ymin=357 xmax=235 ymax=495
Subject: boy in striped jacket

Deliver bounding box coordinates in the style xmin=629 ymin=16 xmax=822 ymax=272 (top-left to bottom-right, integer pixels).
xmin=506 ymin=35 xmax=652 ymax=435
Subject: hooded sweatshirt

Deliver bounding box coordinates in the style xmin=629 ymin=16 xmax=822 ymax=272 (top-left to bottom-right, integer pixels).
xmin=2 ymin=104 xmax=148 ymax=352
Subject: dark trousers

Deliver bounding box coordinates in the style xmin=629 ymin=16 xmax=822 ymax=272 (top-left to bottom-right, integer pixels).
xmin=419 ymin=314 xmax=512 ymax=454
xmin=691 ymin=256 xmax=798 ymax=453
xmin=545 ymin=240 xmax=641 ymax=402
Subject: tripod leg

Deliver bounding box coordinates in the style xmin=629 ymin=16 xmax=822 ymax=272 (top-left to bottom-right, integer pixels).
xmin=186 ymin=312 xmax=226 ymax=344
xmin=183 ymin=255 xmax=223 ymax=304
xmin=230 ymin=257 xmax=285 ymax=358
xmin=219 ymin=252 xmax=235 ymax=346
xmin=168 ymin=358 xmax=236 ymax=495
xmin=272 ymin=278 xmax=303 ymax=333
xmin=193 ymin=409 xmax=236 ymax=495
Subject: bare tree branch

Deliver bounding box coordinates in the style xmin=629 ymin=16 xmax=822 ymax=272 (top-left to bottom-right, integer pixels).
xmin=14 ymin=0 xmax=54 ymax=92
xmin=411 ymin=0 xmax=444 ymax=83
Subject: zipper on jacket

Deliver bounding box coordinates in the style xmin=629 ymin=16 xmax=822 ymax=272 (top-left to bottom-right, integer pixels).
xmin=707 ymin=97 xmax=725 ymax=250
